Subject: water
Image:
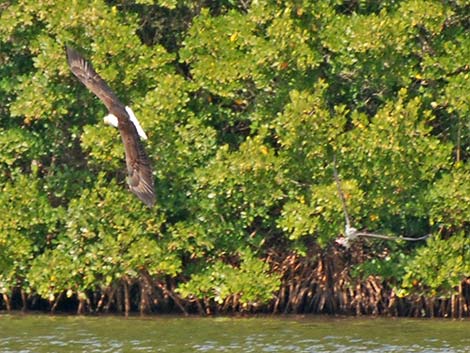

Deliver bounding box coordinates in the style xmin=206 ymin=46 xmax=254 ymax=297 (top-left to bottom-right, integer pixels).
xmin=1 ymin=314 xmax=469 ymax=352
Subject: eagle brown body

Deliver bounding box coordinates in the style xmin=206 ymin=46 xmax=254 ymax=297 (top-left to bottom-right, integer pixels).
xmin=66 ymin=46 xmax=155 ymax=207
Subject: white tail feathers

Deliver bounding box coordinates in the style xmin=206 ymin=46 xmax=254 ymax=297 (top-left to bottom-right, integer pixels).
xmin=103 ymin=106 xmax=148 ymax=140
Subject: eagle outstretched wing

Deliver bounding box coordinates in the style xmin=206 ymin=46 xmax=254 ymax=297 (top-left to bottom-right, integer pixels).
xmin=66 ymin=46 xmax=155 ymax=207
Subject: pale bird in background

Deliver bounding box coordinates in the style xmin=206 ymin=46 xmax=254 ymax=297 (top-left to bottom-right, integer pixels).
xmin=333 ymin=155 xmax=430 ymax=248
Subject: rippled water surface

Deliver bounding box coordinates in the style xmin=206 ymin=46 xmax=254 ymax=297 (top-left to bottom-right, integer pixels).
xmin=1 ymin=314 xmax=470 ymax=352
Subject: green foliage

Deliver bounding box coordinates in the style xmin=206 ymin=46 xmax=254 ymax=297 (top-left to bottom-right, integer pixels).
xmin=427 ymin=168 xmax=470 ymax=229
xmin=0 ymin=0 xmax=469 ymax=311
xmin=27 ymin=176 xmax=171 ymax=299
xmin=0 ymin=174 xmax=63 ymax=294
xmin=338 ymin=92 xmax=452 ymax=234
xmin=279 ymin=179 xmax=363 ymax=246
xmin=177 ymin=249 xmax=280 ymax=305
xmin=352 ymin=251 xmax=410 ymax=281
xmin=190 ymin=135 xmax=283 ymax=250
xmin=0 ymin=128 xmax=46 ymax=179
xmin=399 ymin=233 xmax=470 ymax=298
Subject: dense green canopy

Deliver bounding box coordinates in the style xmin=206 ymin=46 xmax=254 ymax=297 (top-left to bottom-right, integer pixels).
xmin=0 ymin=0 xmax=469 ymax=316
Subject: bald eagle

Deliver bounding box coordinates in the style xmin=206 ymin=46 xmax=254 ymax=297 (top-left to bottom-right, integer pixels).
xmin=66 ymin=46 xmax=155 ymax=207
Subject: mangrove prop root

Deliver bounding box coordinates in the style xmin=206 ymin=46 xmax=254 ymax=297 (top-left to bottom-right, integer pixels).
xmin=1 ymin=253 xmax=470 ymax=317
xmin=267 ymin=246 xmax=470 ymax=318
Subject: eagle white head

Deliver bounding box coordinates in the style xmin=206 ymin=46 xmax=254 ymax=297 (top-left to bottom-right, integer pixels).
xmin=104 ymin=106 xmax=148 ymax=140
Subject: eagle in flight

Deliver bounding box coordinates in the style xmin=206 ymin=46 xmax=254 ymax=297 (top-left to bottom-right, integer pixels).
xmin=66 ymin=46 xmax=155 ymax=207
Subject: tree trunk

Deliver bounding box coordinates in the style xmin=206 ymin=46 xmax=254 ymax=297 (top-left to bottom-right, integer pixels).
xmin=123 ymin=279 xmax=131 ymax=317
xmin=77 ymin=298 xmax=84 ymax=315
xmin=51 ymin=292 xmax=63 ymax=313
xmin=139 ymin=283 xmax=150 ymax=316
xmin=2 ymin=293 xmax=11 ymax=311
xmin=156 ymin=281 xmax=189 ymax=316
xmin=21 ymin=290 xmax=27 ymax=312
